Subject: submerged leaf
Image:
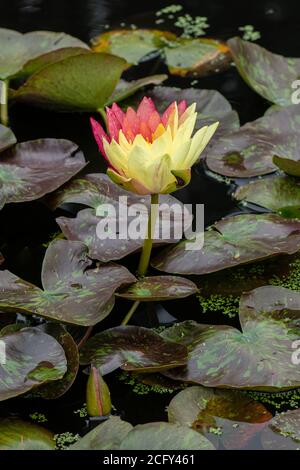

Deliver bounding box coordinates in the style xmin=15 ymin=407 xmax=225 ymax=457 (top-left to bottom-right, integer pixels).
xmin=261 ymin=410 xmax=300 ymax=450
xmin=80 ymin=325 xmax=188 ymax=374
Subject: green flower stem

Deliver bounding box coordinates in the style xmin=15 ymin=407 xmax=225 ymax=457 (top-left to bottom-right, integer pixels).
xmin=0 ymin=80 xmax=9 ymax=127
xmin=121 ymin=193 xmax=159 ymax=326
xmin=98 ymin=107 xmax=107 ymax=129
xmin=138 ymin=193 xmax=159 ymax=276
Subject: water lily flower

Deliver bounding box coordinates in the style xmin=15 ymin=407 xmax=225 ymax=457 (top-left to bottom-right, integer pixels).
xmin=91 ymin=97 xmax=218 ymax=195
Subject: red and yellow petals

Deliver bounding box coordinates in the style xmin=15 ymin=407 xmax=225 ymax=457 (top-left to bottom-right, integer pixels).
xmin=148 ymin=110 xmax=161 ymax=133
xmin=106 ymin=107 xmax=122 ymax=141
xmin=137 ymin=96 xmax=156 ymax=121
xmin=178 ymin=99 xmax=188 ymax=116
xmin=90 ymin=117 xmax=110 ymax=160
xmin=107 ymin=168 xmax=150 ymax=195
xmin=111 ymin=103 xmax=125 ymax=125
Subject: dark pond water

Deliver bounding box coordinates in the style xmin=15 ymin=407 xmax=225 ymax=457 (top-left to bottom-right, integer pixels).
xmin=0 ymin=0 xmax=300 ymax=450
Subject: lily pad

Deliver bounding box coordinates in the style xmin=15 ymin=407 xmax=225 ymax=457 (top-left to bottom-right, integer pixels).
xmin=228 ymin=37 xmax=300 ymax=106
xmin=161 ymin=285 xmax=300 ymax=390
xmin=119 ymin=422 xmax=215 ymax=450
xmin=0 ymin=124 xmax=17 ymax=152
xmin=0 ymin=28 xmax=89 ymax=80
xmin=261 ymin=410 xmax=300 ymax=450
xmin=146 ymin=85 xmax=239 ymax=141
xmin=51 ymin=173 xmax=192 ymax=262
xmin=92 ymin=29 xmax=231 ymax=77
xmin=206 ymin=104 xmax=300 ymax=177
xmin=0 ymin=239 xmax=136 ymax=326
xmin=79 ymin=325 xmax=188 ymax=374
xmin=234 ymin=176 xmax=300 ymax=212
xmin=0 ymin=418 xmax=55 ymax=450
xmin=14 ymin=53 xmax=126 ymax=111
xmin=116 ymin=276 xmax=198 ymax=301
xmin=0 ymin=327 xmax=67 ymax=400
xmin=0 ymin=138 xmax=86 ymax=210
xmin=273 ymin=155 xmax=300 ymax=177
xmin=70 ymin=416 xmax=133 ymax=450
xmin=152 ymin=213 xmax=300 ymax=275
xmin=168 ymin=386 xmax=272 ymax=449
xmin=106 ymin=75 xmax=167 ymax=105
xmin=34 ymin=323 xmax=79 ymax=399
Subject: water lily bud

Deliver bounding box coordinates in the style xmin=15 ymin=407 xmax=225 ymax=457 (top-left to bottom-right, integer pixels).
xmin=90 ymin=97 xmax=218 ymax=195
xmin=86 ymin=366 xmax=111 ymax=417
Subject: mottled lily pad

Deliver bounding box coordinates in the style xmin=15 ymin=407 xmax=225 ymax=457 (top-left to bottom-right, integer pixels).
xmin=0 ymin=28 xmax=89 ymax=80
xmin=162 ymin=285 xmax=300 ymax=390
xmin=0 ymin=138 xmax=86 ymax=210
xmin=0 ymin=239 xmax=136 ymax=326
xmin=79 ymin=325 xmax=188 ymax=374
xmin=116 ymin=276 xmax=198 ymax=301
xmin=168 ymin=386 xmax=272 ymax=449
xmin=51 ymin=173 xmax=192 ymax=262
xmin=0 ymin=418 xmax=55 ymax=450
xmin=119 ymin=422 xmax=215 ymax=450
xmin=228 ymin=37 xmax=300 ymax=106
xmin=70 ymin=416 xmax=133 ymax=450
xmin=0 ymin=124 xmax=17 ymax=152
xmin=92 ymin=29 xmax=230 ymax=77
xmin=152 ymin=213 xmax=300 ymax=275
xmin=0 ymin=327 xmax=67 ymax=400
xmin=34 ymin=323 xmax=79 ymax=399
xmin=261 ymin=410 xmax=300 ymax=450
xmin=206 ymin=105 xmax=300 ymax=177
xmin=14 ymin=53 xmax=126 ymax=111
xmin=234 ymin=176 xmax=300 ymax=212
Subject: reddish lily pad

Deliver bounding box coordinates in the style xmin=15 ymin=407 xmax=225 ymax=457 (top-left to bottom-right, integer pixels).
xmin=50 ymin=173 xmax=192 ymax=262
xmin=206 ymin=105 xmax=300 ymax=177
xmin=0 ymin=124 xmax=16 ymax=152
xmin=234 ymin=176 xmax=300 ymax=212
xmin=70 ymin=416 xmax=133 ymax=450
xmin=0 ymin=138 xmax=86 ymax=210
xmin=168 ymin=386 xmax=272 ymax=449
xmin=162 ymin=285 xmax=300 ymax=390
xmin=0 ymin=327 xmax=67 ymax=401
xmin=79 ymin=325 xmax=188 ymax=374
xmin=119 ymin=422 xmax=215 ymax=450
xmin=0 ymin=418 xmax=55 ymax=450
xmin=34 ymin=323 xmax=79 ymax=399
xmin=0 ymin=239 xmax=136 ymax=326
xmin=228 ymin=37 xmax=300 ymax=106
xmin=116 ymin=276 xmax=198 ymax=301
xmin=261 ymin=410 xmax=300 ymax=450
xmin=152 ymin=213 xmax=300 ymax=275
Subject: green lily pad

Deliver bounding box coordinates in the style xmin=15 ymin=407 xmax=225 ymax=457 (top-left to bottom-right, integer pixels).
xmin=228 ymin=36 xmax=300 ymax=106
xmin=0 ymin=418 xmax=55 ymax=450
xmin=0 ymin=124 xmax=16 ymax=152
xmin=0 ymin=138 xmax=86 ymax=210
xmin=51 ymin=173 xmax=192 ymax=262
xmin=273 ymin=155 xmax=300 ymax=177
xmin=14 ymin=53 xmax=126 ymax=111
xmin=116 ymin=275 xmax=198 ymax=301
xmin=119 ymin=422 xmax=215 ymax=450
xmin=152 ymin=213 xmax=300 ymax=275
xmin=79 ymin=325 xmax=188 ymax=374
xmin=106 ymin=75 xmax=167 ymax=105
xmin=261 ymin=410 xmax=300 ymax=450
xmin=146 ymin=86 xmax=239 ymax=147
xmin=161 ymin=285 xmax=300 ymax=390
xmin=33 ymin=323 xmax=79 ymax=399
xmin=70 ymin=416 xmax=133 ymax=450
xmin=0 ymin=28 xmax=89 ymax=80
xmin=92 ymin=29 xmax=230 ymax=78
xmin=206 ymin=104 xmax=300 ymax=177
xmin=0 ymin=239 xmax=136 ymax=326
xmin=168 ymin=386 xmax=272 ymax=449
xmin=0 ymin=327 xmax=67 ymax=400
xmin=234 ymin=176 xmax=300 ymax=212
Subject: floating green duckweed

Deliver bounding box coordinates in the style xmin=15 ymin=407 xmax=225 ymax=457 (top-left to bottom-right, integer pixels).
xmin=118 ymin=371 xmax=185 ymax=395
xmin=209 ymin=426 xmax=223 ymax=436
xmin=270 ymin=259 xmax=300 ymax=291
xmin=239 ymin=25 xmax=261 ymax=42
xmin=245 ymin=389 xmax=300 ymax=411
xmin=42 ymin=230 xmax=64 ymax=248
xmin=175 ymin=14 xmax=209 ymax=38
xmin=198 ymin=293 xmax=240 ymax=318
xmin=29 ymin=412 xmax=47 ymax=423
xmin=54 ymin=432 xmax=80 ymax=450
xmin=73 ymin=404 xmax=88 ymax=418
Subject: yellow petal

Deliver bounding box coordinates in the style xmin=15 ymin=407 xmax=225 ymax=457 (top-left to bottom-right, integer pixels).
xmin=179 ymin=103 xmax=196 ymax=125
xmin=107 ymin=168 xmax=149 ymax=195
xmin=185 ymin=121 xmax=219 ymax=167
xmin=103 ymin=139 xmax=128 ymax=175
